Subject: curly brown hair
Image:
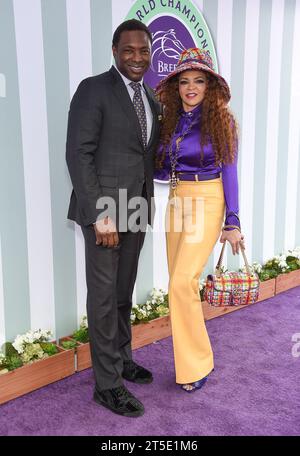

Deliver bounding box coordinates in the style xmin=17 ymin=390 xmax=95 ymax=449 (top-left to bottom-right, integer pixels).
xmin=156 ymin=71 xmax=238 ymax=169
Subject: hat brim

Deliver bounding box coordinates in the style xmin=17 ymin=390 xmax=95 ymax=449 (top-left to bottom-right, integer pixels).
xmin=155 ymin=62 xmax=231 ymax=101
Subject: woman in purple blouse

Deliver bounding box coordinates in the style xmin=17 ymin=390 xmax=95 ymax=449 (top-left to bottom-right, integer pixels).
xmin=154 ymin=48 xmax=245 ymax=392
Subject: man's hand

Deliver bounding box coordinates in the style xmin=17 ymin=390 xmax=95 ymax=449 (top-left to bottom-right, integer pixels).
xmin=94 ymin=217 xmax=119 ymax=248
xmin=220 ymin=229 xmax=245 ymax=255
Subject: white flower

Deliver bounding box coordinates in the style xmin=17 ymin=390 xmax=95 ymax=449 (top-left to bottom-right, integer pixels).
xmin=288 ymin=247 xmax=300 ymax=260
xmin=132 ymin=288 xmax=168 ymax=323
xmin=12 ymin=335 xmax=25 ymax=354
xmin=278 ymin=260 xmax=288 ymax=270
xmin=240 ymin=265 xmax=255 ymax=274
xmin=25 ymin=333 xmax=34 ymax=344
xmin=274 ymin=254 xmax=287 ymax=264
xmin=252 ymin=262 xmax=262 ymax=273
xmin=12 ymin=329 xmax=52 ymax=354
xmin=150 ymin=288 xmax=167 ymax=300
xmin=80 ymin=316 xmax=88 ymax=329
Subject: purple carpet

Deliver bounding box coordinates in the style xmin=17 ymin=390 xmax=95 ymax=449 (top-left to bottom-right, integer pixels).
xmin=1 ymin=287 xmax=300 ymax=436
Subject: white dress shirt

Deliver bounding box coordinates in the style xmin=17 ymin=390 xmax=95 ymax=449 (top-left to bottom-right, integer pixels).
xmin=113 ymin=64 xmax=153 ymax=144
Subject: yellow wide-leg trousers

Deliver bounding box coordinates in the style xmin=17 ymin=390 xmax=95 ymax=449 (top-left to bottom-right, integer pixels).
xmin=166 ymin=178 xmax=225 ymax=384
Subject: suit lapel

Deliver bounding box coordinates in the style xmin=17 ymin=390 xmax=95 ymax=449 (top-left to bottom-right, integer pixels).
xmin=109 ymin=66 xmax=144 ymax=149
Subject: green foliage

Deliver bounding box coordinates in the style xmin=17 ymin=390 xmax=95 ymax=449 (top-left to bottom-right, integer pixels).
xmin=132 ymin=308 xmax=165 ymax=324
xmin=39 ymin=342 xmax=58 ymax=356
xmin=7 ymin=354 xmax=23 ymax=371
xmin=72 ymin=327 xmax=89 ymax=343
xmin=286 ymin=256 xmax=300 ymax=271
xmin=1 ymin=342 xmax=18 ymax=357
xmin=21 ymin=343 xmax=46 ymax=363
xmin=0 ymin=339 xmax=58 ymax=373
xmin=61 ymin=340 xmax=77 ymax=350
xmin=0 ymin=344 xmax=23 ymax=372
xmin=0 ymin=356 xmax=9 ymax=370
xmin=263 ymin=260 xmax=281 ymax=276
xmin=257 ymin=267 xmax=279 ymax=281
xmin=257 ymin=255 xmax=300 ymax=280
xmin=156 ymin=304 xmax=169 ymax=317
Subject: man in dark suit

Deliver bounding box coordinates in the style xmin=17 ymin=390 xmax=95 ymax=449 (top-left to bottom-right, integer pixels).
xmin=66 ymin=19 xmax=160 ymax=417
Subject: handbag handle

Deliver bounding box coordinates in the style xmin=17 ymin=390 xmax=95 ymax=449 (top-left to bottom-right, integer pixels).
xmin=215 ymin=240 xmax=252 ymax=278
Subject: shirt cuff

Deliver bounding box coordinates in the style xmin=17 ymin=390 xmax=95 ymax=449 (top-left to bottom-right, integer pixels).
xmin=224 ymin=213 xmax=241 ymax=230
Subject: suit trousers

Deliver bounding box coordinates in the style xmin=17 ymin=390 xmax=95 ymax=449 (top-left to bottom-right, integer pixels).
xmin=166 ymin=177 xmax=225 ymax=384
xmin=81 ymin=224 xmax=146 ymax=391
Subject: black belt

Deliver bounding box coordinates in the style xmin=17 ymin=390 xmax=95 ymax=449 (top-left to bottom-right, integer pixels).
xmin=177 ymin=172 xmax=220 ymax=182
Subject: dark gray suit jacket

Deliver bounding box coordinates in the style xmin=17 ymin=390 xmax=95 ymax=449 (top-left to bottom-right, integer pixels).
xmin=66 ymin=66 xmax=161 ymax=229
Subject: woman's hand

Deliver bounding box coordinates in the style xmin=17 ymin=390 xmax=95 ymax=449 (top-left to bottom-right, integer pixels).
xmin=220 ymin=229 xmax=245 ymax=255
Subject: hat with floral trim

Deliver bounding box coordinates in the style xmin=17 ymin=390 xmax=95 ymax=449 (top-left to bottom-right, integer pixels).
xmin=156 ymin=47 xmax=230 ymax=101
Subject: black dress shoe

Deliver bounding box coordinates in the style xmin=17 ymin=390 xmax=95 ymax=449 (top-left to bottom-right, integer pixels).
xmin=122 ymin=360 xmax=153 ymax=384
xmin=93 ymin=385 xmax=144 ymax=417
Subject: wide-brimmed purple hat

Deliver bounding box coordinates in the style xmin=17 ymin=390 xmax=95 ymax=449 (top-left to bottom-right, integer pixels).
xmin=156 ymin=47 xmax=231 ymax=101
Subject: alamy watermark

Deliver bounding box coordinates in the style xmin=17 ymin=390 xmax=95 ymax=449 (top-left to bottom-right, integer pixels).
xmin=96 ymin=189 xmax=205 ymax=243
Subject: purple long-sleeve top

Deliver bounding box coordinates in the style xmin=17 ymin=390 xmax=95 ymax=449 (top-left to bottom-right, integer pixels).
xmin=154 ymin=104 xmax=240 ymax=228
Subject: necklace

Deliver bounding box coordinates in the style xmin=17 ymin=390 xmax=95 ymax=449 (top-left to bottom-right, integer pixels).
xmin=168 ymin=115 xmax=199 ymax=190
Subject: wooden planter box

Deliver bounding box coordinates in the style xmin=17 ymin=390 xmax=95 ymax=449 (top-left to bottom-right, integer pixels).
xmin=257 ymin=278 xmax=276 ymax=301
xmin=60 ymin=336 xmax=91 ymax=372
xmin=275 ymin=269 xmax=300 ymax=294
xmin=132 ymin=315 xmax=172 ymax=350
xmin=202 ymin=278 xmax=276 ymax=321
xmin=58 ymin=278 xmax=278 ymax=374
xmin=75 ymin=342 xmax=91 ymax=371
xmin=202 ymin=299 xmax=245 ymax=320
xmin=61 ymin=278 xmax=277 ymax=372
xmin=0 ymin=344 xmax=75 ymax=405
xmin=61 ymin=316 xmax=173 ymax=372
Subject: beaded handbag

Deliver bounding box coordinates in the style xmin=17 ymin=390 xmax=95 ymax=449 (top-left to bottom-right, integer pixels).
xmin=204 ymin=240 xmax=260 ymax=307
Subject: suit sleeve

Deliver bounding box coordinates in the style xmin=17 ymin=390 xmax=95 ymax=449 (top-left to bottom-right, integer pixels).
xmin=66 ymin=78 xmax=105 ymax=226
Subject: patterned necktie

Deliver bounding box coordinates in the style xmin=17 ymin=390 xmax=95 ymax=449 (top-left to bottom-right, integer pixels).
xmin=130 ymin=81 xmax=147 ymax=149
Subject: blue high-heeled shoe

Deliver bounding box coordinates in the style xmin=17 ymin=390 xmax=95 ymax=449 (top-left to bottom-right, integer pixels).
xmin=180 ymin=376 xmax=208 ymax=393
xmin=180 ymin=369 xmax=214 ymax=393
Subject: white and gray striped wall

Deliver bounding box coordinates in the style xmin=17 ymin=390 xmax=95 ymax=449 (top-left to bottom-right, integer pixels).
xmin=0 ymin=0 xmax=299 ymax=344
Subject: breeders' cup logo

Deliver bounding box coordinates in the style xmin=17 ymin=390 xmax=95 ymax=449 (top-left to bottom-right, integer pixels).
xmin=125 ymin=0 xmax=218 ymax=89
xmin=151 ymin=27 xmax=186 ymax=75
